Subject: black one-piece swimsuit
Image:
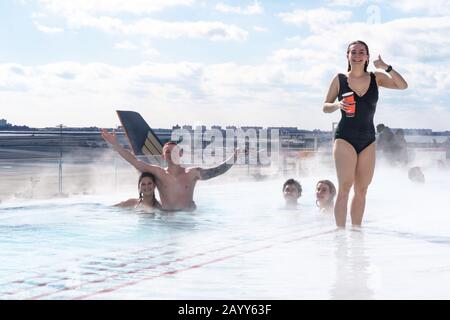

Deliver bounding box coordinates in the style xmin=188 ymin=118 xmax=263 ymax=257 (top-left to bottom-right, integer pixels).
xmin=334 ymin=72 xmax=379 ymax=154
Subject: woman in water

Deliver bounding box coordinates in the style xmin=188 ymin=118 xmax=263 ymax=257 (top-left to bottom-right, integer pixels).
xmin=323 ymin=40 xmax=408 ymax=227
xmin=115 ymin=172 xmax=161 ymax=212
xmin=316 ymin=180 xmax=336 ymax=213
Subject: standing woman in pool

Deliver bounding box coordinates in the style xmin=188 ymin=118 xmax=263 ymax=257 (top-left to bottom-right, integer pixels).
xmin=323 ymin=40 xmax=408 ymax=227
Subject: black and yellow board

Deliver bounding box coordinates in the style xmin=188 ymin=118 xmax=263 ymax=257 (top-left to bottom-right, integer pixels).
xmin=116 ymin=110 xmax=163 ymax=156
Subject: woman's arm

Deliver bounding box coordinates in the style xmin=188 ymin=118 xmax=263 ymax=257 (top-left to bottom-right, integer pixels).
xmin=323 ymin=75 xmax=350 ymax=113
xmin=114 ymin=198 xmax=137 ymax=208
xmin=373 ymin=55 xmax=408 ymax=90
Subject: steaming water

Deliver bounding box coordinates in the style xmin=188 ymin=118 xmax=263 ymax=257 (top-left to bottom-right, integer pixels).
xmin=1 ymin=166 xmax=450 ymax=300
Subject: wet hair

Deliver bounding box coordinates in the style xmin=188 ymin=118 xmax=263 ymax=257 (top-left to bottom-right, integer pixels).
xmin=163 ymin=141 xmax=177 ymax=148
xmin=408 ymin=167 xmax=425 ymax=183
xmin=138 ymin=172 xmax=160 ymax=207
xmin=347 ymin=40 xmax=370 ymax=72
xmin=376 ymin=123 xmax=385 ymax=131
xmin=282 ymin=179 xmax=302 ymax=196
xmin=316 ymin=180 xmax=336 ymax=208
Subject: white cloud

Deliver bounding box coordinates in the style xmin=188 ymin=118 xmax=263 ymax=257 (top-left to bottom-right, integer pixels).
xmin=143 ymin=47 xmax=160 ymax=57
xmin=0 ymin=61 xmax=335 ymax=129
xmin=327 ymin=0 xmax=367 ymax=6
xmin=29 ymin=0 xmax=249 ymax=41
xmin=253 ymin=26 xmax=268 ymax=32
xmin=30 ymin=12 xmax=46 ymax=18
xmin=36 ymin=0 xmax=195 ymax=15
xmin=116 ymin=41 xmax=160 ymax=57
xmin=33 ymin=21 xmax=64 ymax=33
xmin=34 ymin=11 xmax=248 ymax=41
xmin=279 ymin=8 xmax=353 ymax=33
xmin=215 ymin=1 xmax=263 ymax=15
xmin=121 ymin=19 xmax=248 ymax=41
xmin=1 ymin=55 xmax=449 ymax=130
xmin=327 ymin=0 xmax=450 ymax=16
xmin=390 ymin=0 xmax=450 ymax=16
xmin=3 ymin=4 xmax=450 ymax=130
xmin=279 ymin=16 xmax=450 ymax=64
xmin=270 ymin=48 xmax=336 ymax=63
xmin=114 ymin=41 xmax=138 ymax=50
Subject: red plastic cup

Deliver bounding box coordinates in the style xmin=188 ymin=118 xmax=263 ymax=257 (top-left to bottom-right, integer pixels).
xmin=342 ymin=92 xmax=356 ymax=117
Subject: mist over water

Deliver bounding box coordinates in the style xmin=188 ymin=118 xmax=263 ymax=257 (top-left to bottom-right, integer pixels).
xmin=1 ymin=151 xmax=450 ymax=299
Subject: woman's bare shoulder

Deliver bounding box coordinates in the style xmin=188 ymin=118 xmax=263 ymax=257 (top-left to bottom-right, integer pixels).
xmin=114 ymin=198 xmax=139 ymax=208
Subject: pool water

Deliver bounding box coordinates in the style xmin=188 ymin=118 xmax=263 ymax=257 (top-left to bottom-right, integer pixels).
xmin=1 ymin=166 xmax=450 ymax=299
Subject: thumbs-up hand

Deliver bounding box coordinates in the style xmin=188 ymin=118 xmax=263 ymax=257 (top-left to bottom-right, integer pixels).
xmin=373 ymin=54 xmax=388 ymax=70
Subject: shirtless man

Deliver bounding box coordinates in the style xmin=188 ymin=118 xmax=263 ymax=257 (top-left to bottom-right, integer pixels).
xmin=101 ymin=129 xmax=238 ymax=211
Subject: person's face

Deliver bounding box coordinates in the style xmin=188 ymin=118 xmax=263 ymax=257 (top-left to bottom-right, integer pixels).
xmin=163 ymin=144 xmax=182 ymax=163
xmin=283 ymin=184 xmax=300 ymax=201
xmin=316 ymin=183 xmax=331 ymax=203
xmin=347 ymin=43 xmax=369 ymax=68
xmin=139 ymin=177 xmax=155 ymax=196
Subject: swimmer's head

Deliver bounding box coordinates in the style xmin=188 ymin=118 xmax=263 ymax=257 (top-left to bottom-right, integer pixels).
xmin=376 ymin=123 xmax=385 ymax=133
xmin=408 ymin=167 xmax=425 ymax=184
xmin=138 ymin=172 xmax=157 ymax=199
xmin=347 ymin=40 xmax=370 ymax=72
xmin=283 ymin=179 xmax=302 ymax=204
xmin=316 ymin=180 xmax=336 ymax=210
xmin=162 ymin=141 xmax=183 ymax=164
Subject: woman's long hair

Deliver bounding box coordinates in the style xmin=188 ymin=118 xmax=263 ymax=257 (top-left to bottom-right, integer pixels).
xmin=347 ymin=40 xmax=370 ymax=72
xmin=138 ymin=172 xmax=161 ymax=208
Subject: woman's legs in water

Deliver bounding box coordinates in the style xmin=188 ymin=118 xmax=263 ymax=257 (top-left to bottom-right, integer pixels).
xmin=333 ymin=139 xmax=357 ymax=227
xmin=351 ymin=142 xmax=376 ymax=226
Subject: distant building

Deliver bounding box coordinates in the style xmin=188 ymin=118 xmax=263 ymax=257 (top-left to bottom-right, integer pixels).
xmin=0 ymin=119 xmax=7 ymax=127
xmin=195 ymin=125 xmax=206 ymax=132
xmin=153 ymin=128 xmax=172 ymax=143
xmin=241 ymin=126 xmax=263 ymax=130
xmin=268 ymin=127 xmax=299 ymax=135
xmin=400 ymin=128 xmax=433 ymax=136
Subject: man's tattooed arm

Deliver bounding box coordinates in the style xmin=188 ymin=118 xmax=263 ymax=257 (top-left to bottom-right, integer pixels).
xmin=197 ymin=150 xmax=238 ymax=180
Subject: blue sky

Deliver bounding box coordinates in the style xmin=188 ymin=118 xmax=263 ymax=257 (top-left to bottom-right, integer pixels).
xmin=1 ymin=0 xmax=449 ymax=130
